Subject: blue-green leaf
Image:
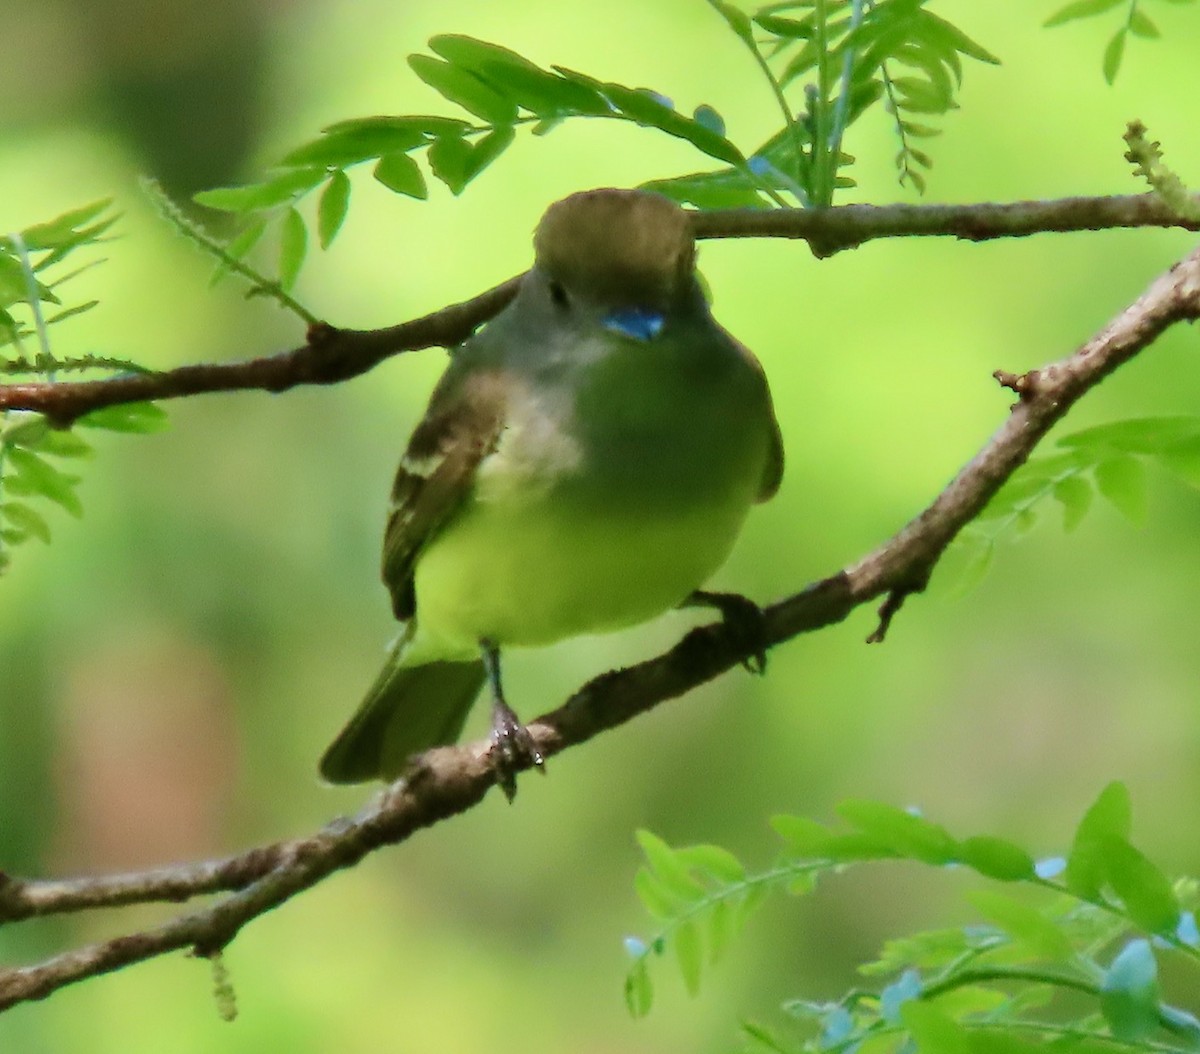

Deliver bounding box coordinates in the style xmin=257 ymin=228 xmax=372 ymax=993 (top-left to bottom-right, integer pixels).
xmin=1101 ymin=939 xmax=1160 ymax=1042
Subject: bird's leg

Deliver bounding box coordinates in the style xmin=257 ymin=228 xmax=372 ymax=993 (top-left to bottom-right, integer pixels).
xmin=480 ymin=638 xmax=545 ymax=802
xmin=682 ymin=590 xmax=770 ymax=674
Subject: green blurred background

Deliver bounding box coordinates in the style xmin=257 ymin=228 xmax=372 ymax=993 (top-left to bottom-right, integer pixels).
xmin=2 ymin=1 xmax=1199 ymax=1050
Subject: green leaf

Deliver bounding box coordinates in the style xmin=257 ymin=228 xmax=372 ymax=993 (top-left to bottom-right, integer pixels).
xmin=322 ymin=115 xmax=471 ymax=139
xmin=1128 ymin=9 xmax=1160 ymax=36
xmin=1101 ymin=939 xmax=1160 ymax=1042
xmin=597 ymin=80 xmax=745 ymax=166
xmin=1052 ymin=474 xmax=1092 ymax=531
xmin=1 ymin=501 xmax=51 ymax=543
xmin=900 ymin=1000 xmax=970 ymax=1054
xmin=624 ymin=957 xmax=653 ymax=1017
xmin=915 ymin=12 xmax=1001 ymax=65
xmin=771 ymin=814 xmax=834 ymax=857
xmin=281 ymin=125 xmax=428 ymax=168
xmin=3 ymin=447 xmax=82 ymax=517
xmin=211 ymin=219 xmax=268 ymax=287
xmin=753 ymin=13 xmax=813 ymax=38
xmin=317 ymin=171 xmax=351 ymax=250
xmin=634 ymin=869 xmax=683 ymax=919
xmin=1103 ymin=836 xmax=1179 ymax=933
xmin=967 ymin=889 xmax=1075 ymax=960
xmin=1102 ymin=28 xmax=1127 ymax=83
xmin=1065 ymin=782 xmax=1132 ymax=899
xmin=674 ymin=843 xmax=746 ymax=884
xmin=408 ymin=53 xmax=518 ymax=124
xmin=706 ymin=899 xmax=732 ymax=963
xmin=428 ymin=35 xmax=609 ymax=116
xmin=228 ymin=219 xmax=269 ymax=261
xmin=636 ymin=830 xmax=706 ymax=902
xmin=1094 ymin=455 xmax=1146 ymax=523
xmin=1157 ymin=436 xmax=1200 ymax=488
xmin=373 ymin=152 xmax=428 ymax=199
xmin=709 ymin=1 xmax=755 ymax=44
xmin=427 ymin=128 xmax=513 ymax=194
xmin=642 ymin=169 xmax=768 ymax=210
xmin=1058 ymin=415 xmax=1200 ymax=454
xmin=2 ymin=416 xmax=49 ymax=448
xmin=194 ymin=168 xmax=326 ymax=212
xmin=836 ymin=800 xmax=959 ymax=864
xmin=1044 ymin=0 xmax=1126 ymax=27
xmin=957 ymin=835 xmax=1035 ymax=882
xmin=674 ymin=919 xmax=703 ymax=996
xmin=278 ymin=207 xmax=307 ymax=291
xmin=0 ymin=255 xmax=58 ymax=311
xmin=77 ymin=401 xmax=168 ymax=433
xmin=19 ymin=199 xmax=115 ymax=251
xmin=34 ymin=429 xmax=92 ymax=458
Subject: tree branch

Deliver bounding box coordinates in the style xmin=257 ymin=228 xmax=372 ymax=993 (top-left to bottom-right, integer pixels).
xmin=2 ymin=193 xmax=1197 ymax=423
xmin=3 ymin=239 xmax=1199 ymax=1011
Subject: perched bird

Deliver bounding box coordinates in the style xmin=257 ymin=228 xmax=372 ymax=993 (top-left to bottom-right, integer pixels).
xmin=320 ymin=187 xmax=783 ymax=797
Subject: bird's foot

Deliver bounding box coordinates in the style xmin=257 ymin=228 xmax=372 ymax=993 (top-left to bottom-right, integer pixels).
xmin=489 ymin=698 xmax=545 ymax=803
xmin=685 ymin=590 xmax=771 ymax=674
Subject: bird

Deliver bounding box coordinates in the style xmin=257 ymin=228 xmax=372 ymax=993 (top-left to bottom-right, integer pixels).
xmin=319 ymin=187 xmax=783 ymax=798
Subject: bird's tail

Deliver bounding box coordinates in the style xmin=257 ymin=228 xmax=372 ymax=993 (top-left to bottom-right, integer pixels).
xmin=319 ymin=639 xmax=485 ymax=784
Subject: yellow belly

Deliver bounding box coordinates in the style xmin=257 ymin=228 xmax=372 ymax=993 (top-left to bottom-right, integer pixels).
xmin=411 ymin=495 xmax=751 ymax=652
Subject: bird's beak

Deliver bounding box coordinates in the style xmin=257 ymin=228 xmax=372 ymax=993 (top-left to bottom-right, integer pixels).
xmin=602 ymin=307 xmax=665 ymax=342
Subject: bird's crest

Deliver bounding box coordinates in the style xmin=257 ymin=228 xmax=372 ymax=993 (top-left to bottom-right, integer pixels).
xmin=533 ymin=188 xmax=695 ymax=306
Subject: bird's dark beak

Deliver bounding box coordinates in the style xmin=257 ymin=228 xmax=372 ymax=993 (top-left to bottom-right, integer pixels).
xmin=602 ymin=307 xmax=665 ymax=342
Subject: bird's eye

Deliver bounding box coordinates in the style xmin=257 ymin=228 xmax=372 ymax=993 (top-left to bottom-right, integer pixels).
xmin=548 ymin=280 xmax=569 ymax=309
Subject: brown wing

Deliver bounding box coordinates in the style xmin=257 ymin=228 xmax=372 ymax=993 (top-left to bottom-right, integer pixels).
xmin=382 ymin=368 xmax=509 ymax=620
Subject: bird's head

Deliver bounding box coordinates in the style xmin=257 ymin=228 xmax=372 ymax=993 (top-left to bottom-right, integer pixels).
xmin=532 ymin=188 xmax=697 ymax=342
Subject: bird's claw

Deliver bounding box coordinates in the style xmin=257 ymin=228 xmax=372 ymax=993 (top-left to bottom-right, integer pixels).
xmin=688 ymin=590 xmax=770 ymax=674
xmin=489 ymin=701 xmax=545 ymax=802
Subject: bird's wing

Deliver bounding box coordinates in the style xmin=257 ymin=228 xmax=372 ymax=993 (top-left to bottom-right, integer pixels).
xmin=382 ymin=367 xmax=509 ymax=620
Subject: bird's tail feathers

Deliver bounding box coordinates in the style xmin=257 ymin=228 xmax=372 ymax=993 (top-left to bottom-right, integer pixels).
xmin=319 ymin=639 xmax=485 ymax=784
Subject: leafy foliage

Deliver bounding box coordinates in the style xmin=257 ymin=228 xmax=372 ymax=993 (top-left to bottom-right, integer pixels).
xmin=0 ymin=201 xmax=167 ymax=574
xmin=946 ymin=416 xmax=1200 ymax=592
xmin=625 ymin=784 xmax=1200 ymax=1054
xmin=193 ymin=1 xmax=1000 ymax=282
xmin=1044 ymin=0 xmax=1198 ymax=84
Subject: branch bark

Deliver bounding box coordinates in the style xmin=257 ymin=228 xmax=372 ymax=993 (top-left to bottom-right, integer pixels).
xmin=2 ymin=193 xmax=1197 ymax=423
xmin=2 ymin=239 xmax=1199 ymax=1011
